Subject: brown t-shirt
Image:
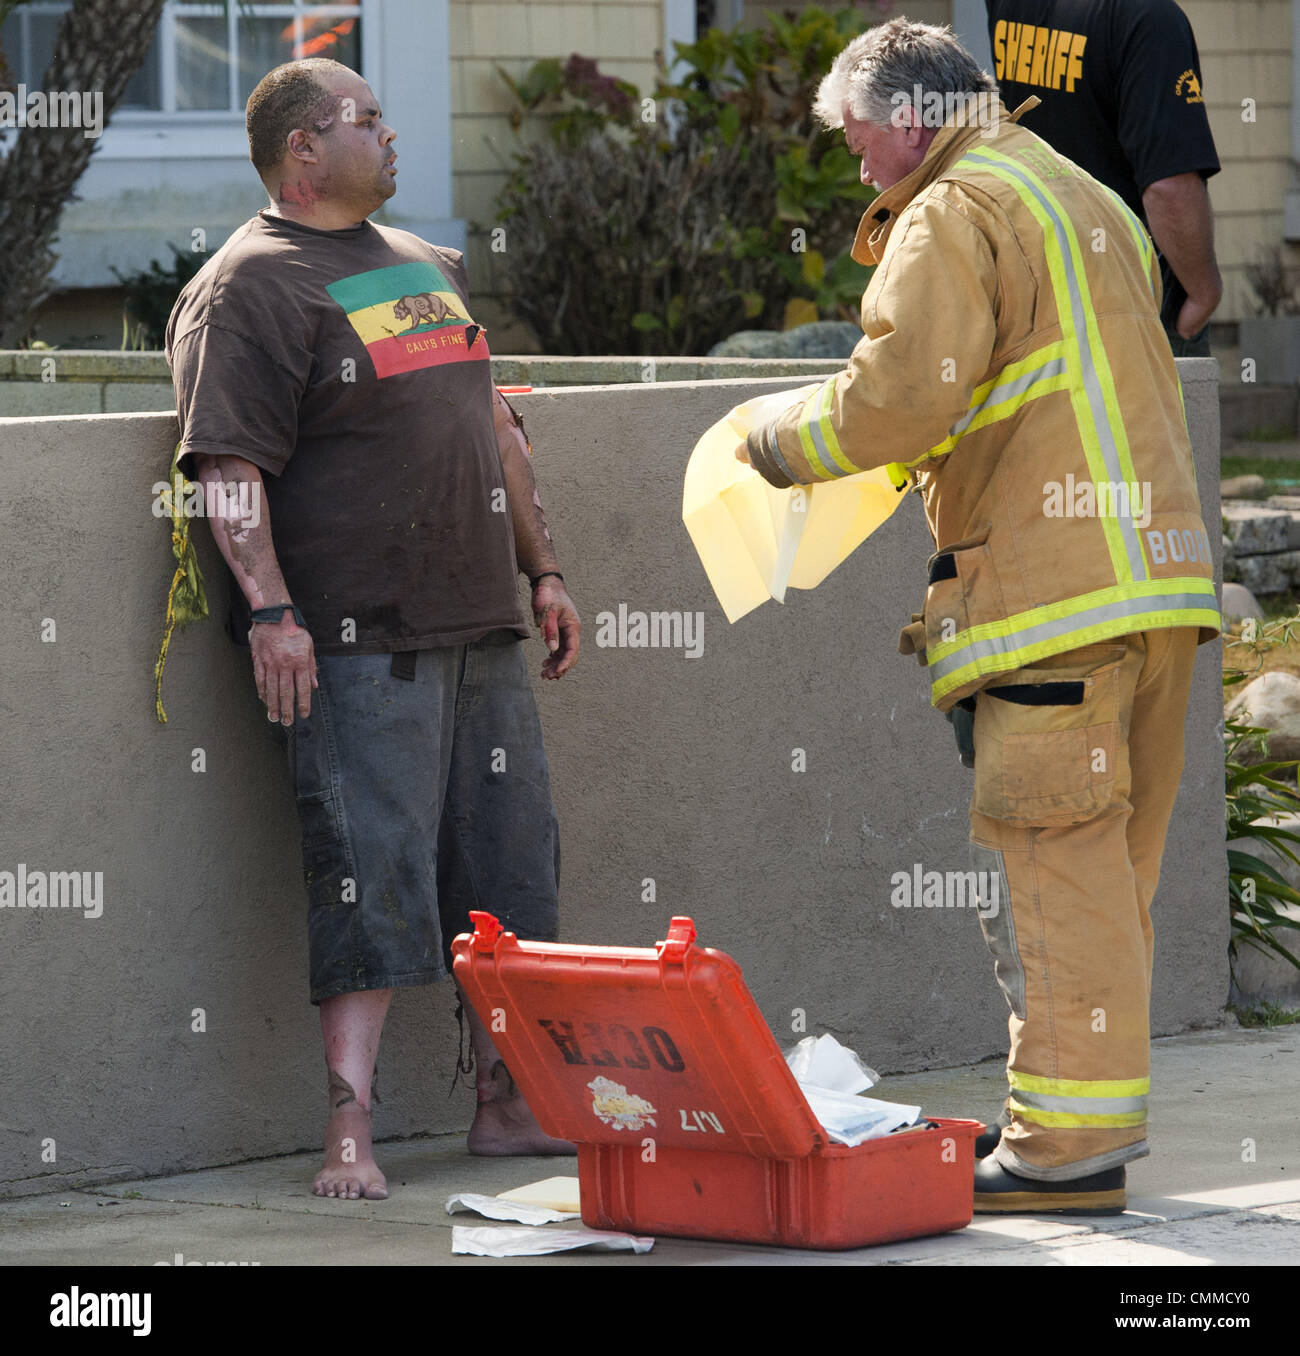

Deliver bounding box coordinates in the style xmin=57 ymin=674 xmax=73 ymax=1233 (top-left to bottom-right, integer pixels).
xmin=165 ymin=210 xmax=528 ymax=654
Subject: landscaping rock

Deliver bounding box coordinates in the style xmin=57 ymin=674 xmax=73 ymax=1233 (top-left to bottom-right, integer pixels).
xmin=708 ymin=321 xmax=863 ymax=360
xmin=1221 ymin=473 xmax=1267 ymax=500
xmin=1265 ymin=495 xmax=1300 ymax=549
xmin=1223 ymin=535 xmax=1240 ymax=583
xmin=1235 ymin=550 xmax=1300 ymax=595
xmin=1222 ymin=502 xmax=1292 ymax=555
xmin=1221 ymin=582 xmax=1263 ymax=623
xmin=1226 ymin=670 xmax=1300 ymax=762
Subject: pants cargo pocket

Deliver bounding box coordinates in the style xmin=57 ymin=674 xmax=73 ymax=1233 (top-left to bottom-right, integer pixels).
xmin=972 ymin=651 xmax=1124 ymax=826
xmin=296 ymin=788 xmax=349 ymax=910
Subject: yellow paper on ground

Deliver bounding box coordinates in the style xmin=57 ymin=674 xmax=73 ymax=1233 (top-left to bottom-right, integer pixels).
xmin=683 ymin=384 xmax=906 ymax=623
xmin=497 ymin=1176 xmax=581 ymax=1213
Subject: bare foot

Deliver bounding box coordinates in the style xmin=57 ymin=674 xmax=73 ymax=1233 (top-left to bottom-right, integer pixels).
xmin=313 ymin=1073 xmax=389 ymax=1200
xmin=467 ymin=1060 xmax=576 ymax=1157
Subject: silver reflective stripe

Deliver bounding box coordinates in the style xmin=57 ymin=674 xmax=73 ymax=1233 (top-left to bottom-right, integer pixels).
xmin=1012 ymin=1089 xmax=1148 ymax=1115
xmin=929 ymin=589 xmax=1217 ymax=684
xmin=806 ymin=418 xmax=851 ymax=479
xmin=801 ymin=383 xmax=853 ymax=479
xmin=962 ymin=150 xmax=1148 ymax=584
xmin=945 ymin=354 xmax=1067 ymax=444
xmin=971 ymin=843 xmax=1024 ymax=1020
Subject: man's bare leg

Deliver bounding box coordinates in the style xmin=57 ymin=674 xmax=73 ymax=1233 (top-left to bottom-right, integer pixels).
xmin=460 ymin=982 xmax=575 ymax=1156
xmin=314 ymin=988 xmax=393 ymax=1199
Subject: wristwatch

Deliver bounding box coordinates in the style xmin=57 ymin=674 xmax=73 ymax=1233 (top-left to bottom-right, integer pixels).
xmin=250 ymin=604 xmax=307 ymax=627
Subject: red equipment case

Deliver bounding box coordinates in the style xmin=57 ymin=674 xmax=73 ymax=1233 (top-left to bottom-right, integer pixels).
xmin=452 ymin=912 xmax=982 ymax=1250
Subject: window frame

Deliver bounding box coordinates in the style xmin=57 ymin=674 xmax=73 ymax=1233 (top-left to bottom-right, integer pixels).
xmin=3 ymin=0 xmax=365 ymax=121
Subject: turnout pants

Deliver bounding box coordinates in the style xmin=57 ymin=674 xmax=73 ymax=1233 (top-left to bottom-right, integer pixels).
xmin=968 ymin=628 xmax=1199 ymax=1181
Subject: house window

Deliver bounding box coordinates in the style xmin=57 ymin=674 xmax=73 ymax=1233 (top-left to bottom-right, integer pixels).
xmin=0 ymin=1 xmax=360 ymax=114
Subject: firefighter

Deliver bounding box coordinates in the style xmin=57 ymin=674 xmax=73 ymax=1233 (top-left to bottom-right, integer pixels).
xmin=739 ymin=18 xmax=1219 ymax=1213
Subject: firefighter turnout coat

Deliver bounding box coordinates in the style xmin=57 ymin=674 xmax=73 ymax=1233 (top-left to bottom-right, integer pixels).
xmin=746 ymin=100 xmax=1220 ymax=710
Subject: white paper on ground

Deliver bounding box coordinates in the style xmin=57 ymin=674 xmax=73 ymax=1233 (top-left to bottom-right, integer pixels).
xmin=445 ymin=1193 xmax=580 ymax=1224
xmin=785 ymin=1033 xmax=879 ymax=1094
xmin=451 ymin=1226 xmax=654 ymax=1257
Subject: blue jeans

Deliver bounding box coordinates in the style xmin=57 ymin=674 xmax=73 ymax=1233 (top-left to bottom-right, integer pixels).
xmin=281 ymin=633 xmax=560 ymax=1003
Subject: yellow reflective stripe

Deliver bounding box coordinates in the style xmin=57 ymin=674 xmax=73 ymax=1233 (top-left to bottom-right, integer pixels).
xmin=885 ymin=461 xmax=909 ymax=488
xmin=915 ymin=342 xmax=1069 ymax=464
xmin=928 ymin=576 xmax=1218 ymax=670
xmin=962 ymin=150 xmax=1138 ymax=581
xmin=794 ymin=376 xmax=857 ymax=480
xmin=933 ymin=605 xmax=1219 ymax=704
xmin=1011 ymin=1072 xmax=1149 ymax=1099
xmin=1094 ymin=181 xmax=1156 ymax=292
xmin=959 ymin=150 xmax=1149 ymax=585
xmin=926 ymin=577 xmax=1220 ymax=704
xmin=1010 ymin=1100 xmax=1148 ymax=1129
xmin=815 ymin=378 xmax=858 ymax=476
xmin=795 ymin=388 xmax=836 ymax=480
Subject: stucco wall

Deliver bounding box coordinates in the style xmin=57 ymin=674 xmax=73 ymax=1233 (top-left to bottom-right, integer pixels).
xmin=0 ymin=363 xmax=1226 ymax=1197
xmin=0 ymin=350 xmax=858 ymax=417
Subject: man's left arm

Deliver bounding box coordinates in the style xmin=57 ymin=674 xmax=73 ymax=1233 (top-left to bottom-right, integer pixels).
xmin=1114 ymin=0 xmax=1222 ymax=338
xmin=493 ymin=388 xmax=580 ymax=678
xmin=1142 ymin=172 xmax=1222 ymax=340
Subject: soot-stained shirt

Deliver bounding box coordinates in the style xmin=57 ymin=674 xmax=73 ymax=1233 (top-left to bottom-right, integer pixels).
xmin=165 ymin=210 xmax=528 ymax=654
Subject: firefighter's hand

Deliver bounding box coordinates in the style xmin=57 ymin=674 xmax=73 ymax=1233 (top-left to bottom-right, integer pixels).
xmin=533 ymin=576 xmax=580 ymax=679
xmin=734 ymin=440 xmax=751 ymax=465
xmin=250 ymin=611 xmax=318 ymax=725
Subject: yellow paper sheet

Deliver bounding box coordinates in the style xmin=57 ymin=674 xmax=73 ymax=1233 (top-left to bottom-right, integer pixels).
xmin=683 ymin=385 xmax=905 ymax=622
xmin=496 ymin=1176 xmax=582 ymax=1213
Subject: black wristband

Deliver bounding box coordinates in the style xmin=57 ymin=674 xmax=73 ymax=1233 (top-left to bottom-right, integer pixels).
xmin=529 ymin=571 xmax=564 ymax=589
xmin=250 ymin=604 xmax=307 ymax=627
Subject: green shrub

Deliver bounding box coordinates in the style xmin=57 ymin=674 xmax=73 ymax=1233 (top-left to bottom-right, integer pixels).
xmin=493 ymin=6 xmax=879 ymax=355
xmin=112 ymin=245 xmax=204 ymax=350
xmin=1224 ymin=616 xmax=1300 ymax=977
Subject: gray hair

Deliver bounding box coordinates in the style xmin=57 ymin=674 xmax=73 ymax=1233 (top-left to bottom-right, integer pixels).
xmin=813 ymin=18 xmax=997 ymax=129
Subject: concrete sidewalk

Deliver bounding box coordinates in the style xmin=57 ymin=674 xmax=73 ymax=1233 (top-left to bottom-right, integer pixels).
xmin=4 ymin=1027 xmax=1297 ymax=1266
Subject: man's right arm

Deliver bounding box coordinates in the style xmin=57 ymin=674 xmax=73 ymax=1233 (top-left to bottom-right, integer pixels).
xmin=192 ymin=452 xmax=316 ymax=725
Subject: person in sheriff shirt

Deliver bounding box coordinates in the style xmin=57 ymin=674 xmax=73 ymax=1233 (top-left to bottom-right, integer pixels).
xmin=986 ymin=0 xmax=1223 ymax=355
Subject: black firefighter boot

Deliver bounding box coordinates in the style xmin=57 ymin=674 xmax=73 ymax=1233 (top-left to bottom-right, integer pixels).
xmin=973 ymin=1156 xmax=1127 ymax=1215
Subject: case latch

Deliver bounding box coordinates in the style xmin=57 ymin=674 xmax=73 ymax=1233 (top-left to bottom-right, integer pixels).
xmin=657 ymin=915 xmax=698 ymax=963
xmin=470 ymin=910 xmax=505 ymax=952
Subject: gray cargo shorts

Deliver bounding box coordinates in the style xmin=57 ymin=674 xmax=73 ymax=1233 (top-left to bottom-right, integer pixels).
xmin=279 ymin=631 xmax=560 ymax=1004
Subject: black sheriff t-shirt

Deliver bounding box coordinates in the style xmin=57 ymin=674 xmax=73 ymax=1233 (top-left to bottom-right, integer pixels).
xmin=986 ymin=0 xmax=1220 ymax=322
